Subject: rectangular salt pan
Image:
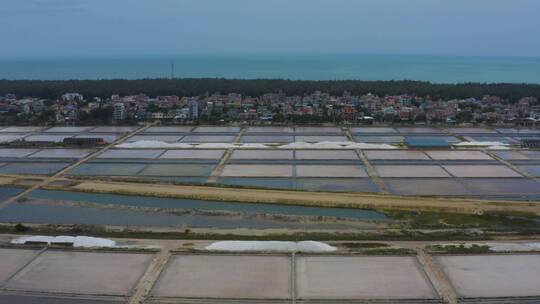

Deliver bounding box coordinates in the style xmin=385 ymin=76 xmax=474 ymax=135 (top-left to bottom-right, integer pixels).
xmin=296 ymin=256 xmax=436 ymax=299
xmin=160 ymin=149 xmax=225 ymax=159
xmin=0 ymin=126 xmax=43 ymax=133
xmin=442 ymin=165 xmax=522 ymax=177
xmin=97 ymin=149 xmax=164 ymax=159
xmin=295 ymin=135 xmax=348 ymax=142
xmin=0 ymin=248 xmax=40 ymax=284
xmin=25 ymin=135 xmax=73 ymax=142
xmin=5 ymin=251 xmax=152 ymax=296
xmin=246 ymin=127 xmax=294 ymax=133
xmin=296 ymin=165 xmax=368 ymax=177
xmin=241 ymin=135 xmax=293 ymax=143
xmin=181 ymin=135 xmax=235 ymax=143
xmin=365 ymin=150 xmax=429 ymax=160
xmin=231 ymin=150 xmax=293 ymax=160
xmin=193 ymin=126 xmax=240 ymax=133
xmin=152 ymin=255 xmax=291 ymax=299
xmin=351 ymin=127 xmax=397 ymax=133
xmin=295 ymin=150 xmax=359 ymax=160
xmin=44 ymin=126 xmax=94 ymax=133
xmin=0 ymin=149 xmax=39 ymax=158
xmin=128 ymin=135 xmax=182 ymax=142
xmin=90 ymin=126 xmax=137 ymax=133
xmin=375 ymin=165 xmax=450 ymax=177
xmin=28 ymin=149 xmax=92 ymax=159
xmin=436 ymin=255 xmax=540 ymax=298
xmin=294 ymin=126 xmax=342 ymax=134
xmin=426 ymin=151 xmax=493 ymax=160
xmin=221 ymin=164 xmax=293 ymax=177
xmin=143 ymin=126 xmax=193 ymax=133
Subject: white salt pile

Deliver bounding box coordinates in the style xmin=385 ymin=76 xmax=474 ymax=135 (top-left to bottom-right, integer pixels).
xmin=278 ymin=142 xmax=315 ymax=149
xmin=11 ymin=235 xmax=116 ymax=248
xmin=235 ymin=143 xmax=270 ymax=149
xmin=454 ymin=141 xmax=509 ymax=147
xmin=346 ymin=143 xmax=397 ymax=149
xmin=205 ymin=241 xmax=337 ymax=252
xmin=194 ymin=143 xmax=235 ymax=149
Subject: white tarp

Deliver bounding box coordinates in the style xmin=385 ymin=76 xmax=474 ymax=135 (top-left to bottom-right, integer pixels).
xmin=205 ymin=241 xmax=337 ymax=252
xmin=11 ymin=235 xmax=116 ymax=248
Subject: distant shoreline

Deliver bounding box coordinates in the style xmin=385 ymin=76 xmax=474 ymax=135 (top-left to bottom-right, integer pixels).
xmin=1 ymin=78 xmax=539 ymax=101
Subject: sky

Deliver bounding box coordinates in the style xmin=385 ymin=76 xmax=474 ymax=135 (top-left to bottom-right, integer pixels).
xmin=1 ymin=0 xmax=539 ymax=59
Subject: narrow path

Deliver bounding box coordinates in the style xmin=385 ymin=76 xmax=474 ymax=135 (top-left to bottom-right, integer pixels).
xmin=415 ymin=249 xmax=458 ymax=304
xmin=0 ymin=123 xmax=155 ymax=210
xmin=343 ymin=128 xmax=389 ymax=194
xmin=290 ymin=252 xmax=296 ymax=304
xmin=127 ymin=251 xmax=171 ymax=304
xmin=207 ymin=126 xmax=246 ymax=183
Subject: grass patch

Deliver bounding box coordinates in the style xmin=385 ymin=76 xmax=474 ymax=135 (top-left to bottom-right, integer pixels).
xmin=340 ymin=242 xmax=389 ymax=249
xmin=387 ymin=210 xmax=540 ymax=230
xmin=426 ymin=244 xmax=492 ymax=254
xmin=0 ymin=224 xmax=490 ymax=241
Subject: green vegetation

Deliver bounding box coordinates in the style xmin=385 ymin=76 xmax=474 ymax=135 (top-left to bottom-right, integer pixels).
xmin=1 ymin=79 xmax=539 ymax=101
xmin=426 ymin=244 xmax=492 ymax=254
xmin=0 ymin=224 xmax=489 ymax=241
xmin=387 ymin=210 xmax=540 ymax=231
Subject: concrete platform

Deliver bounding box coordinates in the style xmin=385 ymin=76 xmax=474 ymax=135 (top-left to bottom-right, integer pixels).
xmin=0 ymin=249 xmax=39 ymax=285
xmin=296 ymin=256 xmax=436 ymax=300
xmin=5 ymin=251 xmax=152 ymax=296
xmin=151 ymin=254 xmax=291 ymax=299
xmin=436 ymin=254 xmax=540 ymax=298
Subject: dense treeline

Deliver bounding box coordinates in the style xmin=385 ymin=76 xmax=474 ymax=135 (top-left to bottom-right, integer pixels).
xmin=1 ymin=79 xmax=539 ymax=101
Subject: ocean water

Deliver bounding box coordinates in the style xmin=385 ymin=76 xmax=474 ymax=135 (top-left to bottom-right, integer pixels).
xmin=1 ymin=54 xmax=540 ymax=83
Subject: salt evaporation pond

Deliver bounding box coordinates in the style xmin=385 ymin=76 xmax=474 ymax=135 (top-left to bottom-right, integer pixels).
xmin=25 ymin=189 xmax=387 ymax=221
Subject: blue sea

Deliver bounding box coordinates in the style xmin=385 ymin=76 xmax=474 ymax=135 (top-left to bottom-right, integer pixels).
xmin=1 ymin=54 xmax=540 ymax=83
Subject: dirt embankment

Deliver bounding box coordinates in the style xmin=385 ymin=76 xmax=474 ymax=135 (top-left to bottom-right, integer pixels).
xmin=69 ymin=180 xmax=540 ymax=215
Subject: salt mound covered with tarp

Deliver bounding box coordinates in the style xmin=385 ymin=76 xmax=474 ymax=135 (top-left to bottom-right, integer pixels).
xmin=454 ymin=141 xmax=509 ymax=147
xmin=346 ymin=143 xmax=397 ymax=149
xmin=205 ymin=241 xmax=337 ymax=252
xmin=11 ymin=235 xmax=116 ymax=248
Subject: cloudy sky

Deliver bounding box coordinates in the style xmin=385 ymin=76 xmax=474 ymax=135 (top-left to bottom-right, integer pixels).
xmin=1 ymin=0 xmax=539 ymax=58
